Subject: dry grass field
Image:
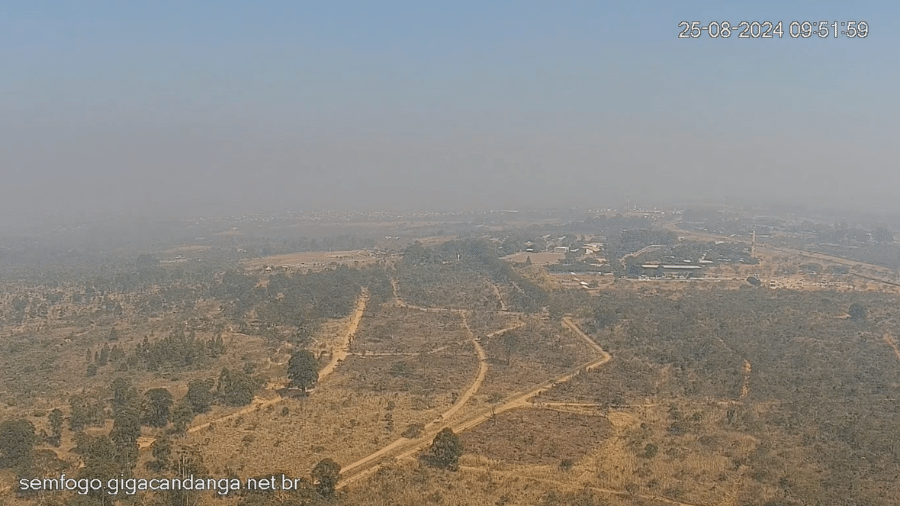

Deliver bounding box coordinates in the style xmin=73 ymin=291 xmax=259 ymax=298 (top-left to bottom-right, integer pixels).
xmin=460 ymin=408 xmax=612 ymax=466
xmin=478 ymin=320 xmax=596 ymax=395
xmin=350 ymin=306 xmax=470 ymax=354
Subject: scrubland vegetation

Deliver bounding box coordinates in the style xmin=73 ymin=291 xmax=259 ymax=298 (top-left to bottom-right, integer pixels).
xmin=1 ymin=211 xmax=899 ymax=505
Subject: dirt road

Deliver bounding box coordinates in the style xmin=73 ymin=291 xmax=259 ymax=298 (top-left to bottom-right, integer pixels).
xmin=186 ymin=290 xmax=369 ymax=434
xmin=429 ymin=312 xmax=488 ymax=427
xmin=319 ymin=288 xmax=368 ymax=381
xmin=339 ymin=317 xmax=611 ymax=488
xmin=340 ymin=311 xmax=490 ymax=476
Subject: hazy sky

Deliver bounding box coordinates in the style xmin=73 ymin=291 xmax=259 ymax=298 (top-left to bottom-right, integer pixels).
xmin=2 ymin=1 xmax=898 ymax=224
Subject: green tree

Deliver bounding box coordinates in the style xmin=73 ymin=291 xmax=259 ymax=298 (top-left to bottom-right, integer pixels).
xmin=74 ymin=434 xmax=120 ymax=506
xmin=69 ymin=395 xmax=104 ymax=432
xmin=97 ymin=344 xmax=110 ymax=366
xmin=0 ymin=419 xmax=36 ymax=467
xmin=171 ymin=402 xmax=195 ymax=434
xmin=288 ymin=350 xmax=319 ymax=392
xmin=162 ymin=447 xmax=209 ymax=506
xmin=428 ymin=427 xmax=463 ymax=470
xmin=142 ymin=388 xmax=173 ymax=427
xmin=185 ymin=378 xmax=214 ymax=413
xmin=111 ymin=377 xmax=137 ymax=408
xmin=218 ymin=368 xmax=258 ymax=406
xmin=110 ymin=405 xmax=141 ymax=469
xmin=311 ymin=458 xmax=341 ymax=497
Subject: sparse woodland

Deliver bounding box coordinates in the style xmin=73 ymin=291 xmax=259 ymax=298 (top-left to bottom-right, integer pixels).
xmin=1 ymin=221 xmax=900 ymax=506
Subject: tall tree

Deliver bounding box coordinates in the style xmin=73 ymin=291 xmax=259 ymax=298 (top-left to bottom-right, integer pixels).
xmin=218 ymin=368 xmax=258 ymax=406
xmin=74 ymin=434 xmax=120 ymax=506
xmin=146 ymin=437 xmax=172 ymax=472
xmin=171 ymin=402 xmax=195 ymax=434
xmin=111 ymin=377 xmax=137 ymax=408
xmin=185 ymin=378 xmax=214 ymax=413
xmin=288 ymin=350 xmax=319 ymax=392
xmin=142 ymin=388 xmax=174 ymax=427
xmin=110 ymin=405 xmax=141 ymax=469
xmin=502 ymin=332 xmax=519 ymax=366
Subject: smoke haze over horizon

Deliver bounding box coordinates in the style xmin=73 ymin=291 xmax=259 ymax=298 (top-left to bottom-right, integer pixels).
xmin=2 ymin=1 xmax=898 ymax=226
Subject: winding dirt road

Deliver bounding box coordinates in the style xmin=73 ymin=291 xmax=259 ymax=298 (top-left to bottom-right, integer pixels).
xmin=340 ymin=311 xmax=490 ymax=476
xmin=429 ymin=312 xmax=488 ymax=427
xmin=339 ymin=316 xmax=611 ymax=488
xmin=186 ymin=290 xmax=369 ymax=434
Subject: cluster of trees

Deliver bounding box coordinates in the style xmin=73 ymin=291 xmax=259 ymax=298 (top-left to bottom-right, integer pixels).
xmin=214 ymin=266 xmax=366 ymax=323
xmin=213 ymin=265 xmax=388 ymax=340
xmin=84 ymin=329 xmax=226 ymax=376
xmin=556 ymin=287 xmax=893 ymax=503
xmin=0 ymin=419 xmax=37 ymax=470
xmin=218 ymin=367 xmax=262 ymax=406
xmin=134 ymin=330 xmax=226 ymax=371
xmin=66 ymin=372 xmax=252 ymax=446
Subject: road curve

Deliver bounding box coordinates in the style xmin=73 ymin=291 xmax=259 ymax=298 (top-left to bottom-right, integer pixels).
xmin=339 ymin=317 xmax=610 ymax=488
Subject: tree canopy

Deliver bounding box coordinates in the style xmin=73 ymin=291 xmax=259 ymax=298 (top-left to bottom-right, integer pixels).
xmin=0 ymin=419 xmax=36 ymax=467
xmin=311 ymin=458 xmax=341 ymax=496
xmin=142 ymin=388 xmax=174 ymax=427
xmin=429 ymin=427 xmax=463 ymax=470
xmin=288 ymin=350 xmax=319 ymax=392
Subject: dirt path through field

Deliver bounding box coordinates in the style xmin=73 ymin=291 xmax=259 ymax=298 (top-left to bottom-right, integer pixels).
xmin=186 ymin=290 xmax=368 ymax=434
xmin=339 ymin=317 xmax=611 ymax=488
xmin=341 ymin=311 xmax=490 ymax=476
xmin=427 ymin=312 xmax=488 ymax=427
xmin=319 ymin=288 xmax=368 ymax=381
xmin=489 ymin=282 xmax=508 ymax=311
xmin=883 ymin=333 xmax=900 ymax=363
